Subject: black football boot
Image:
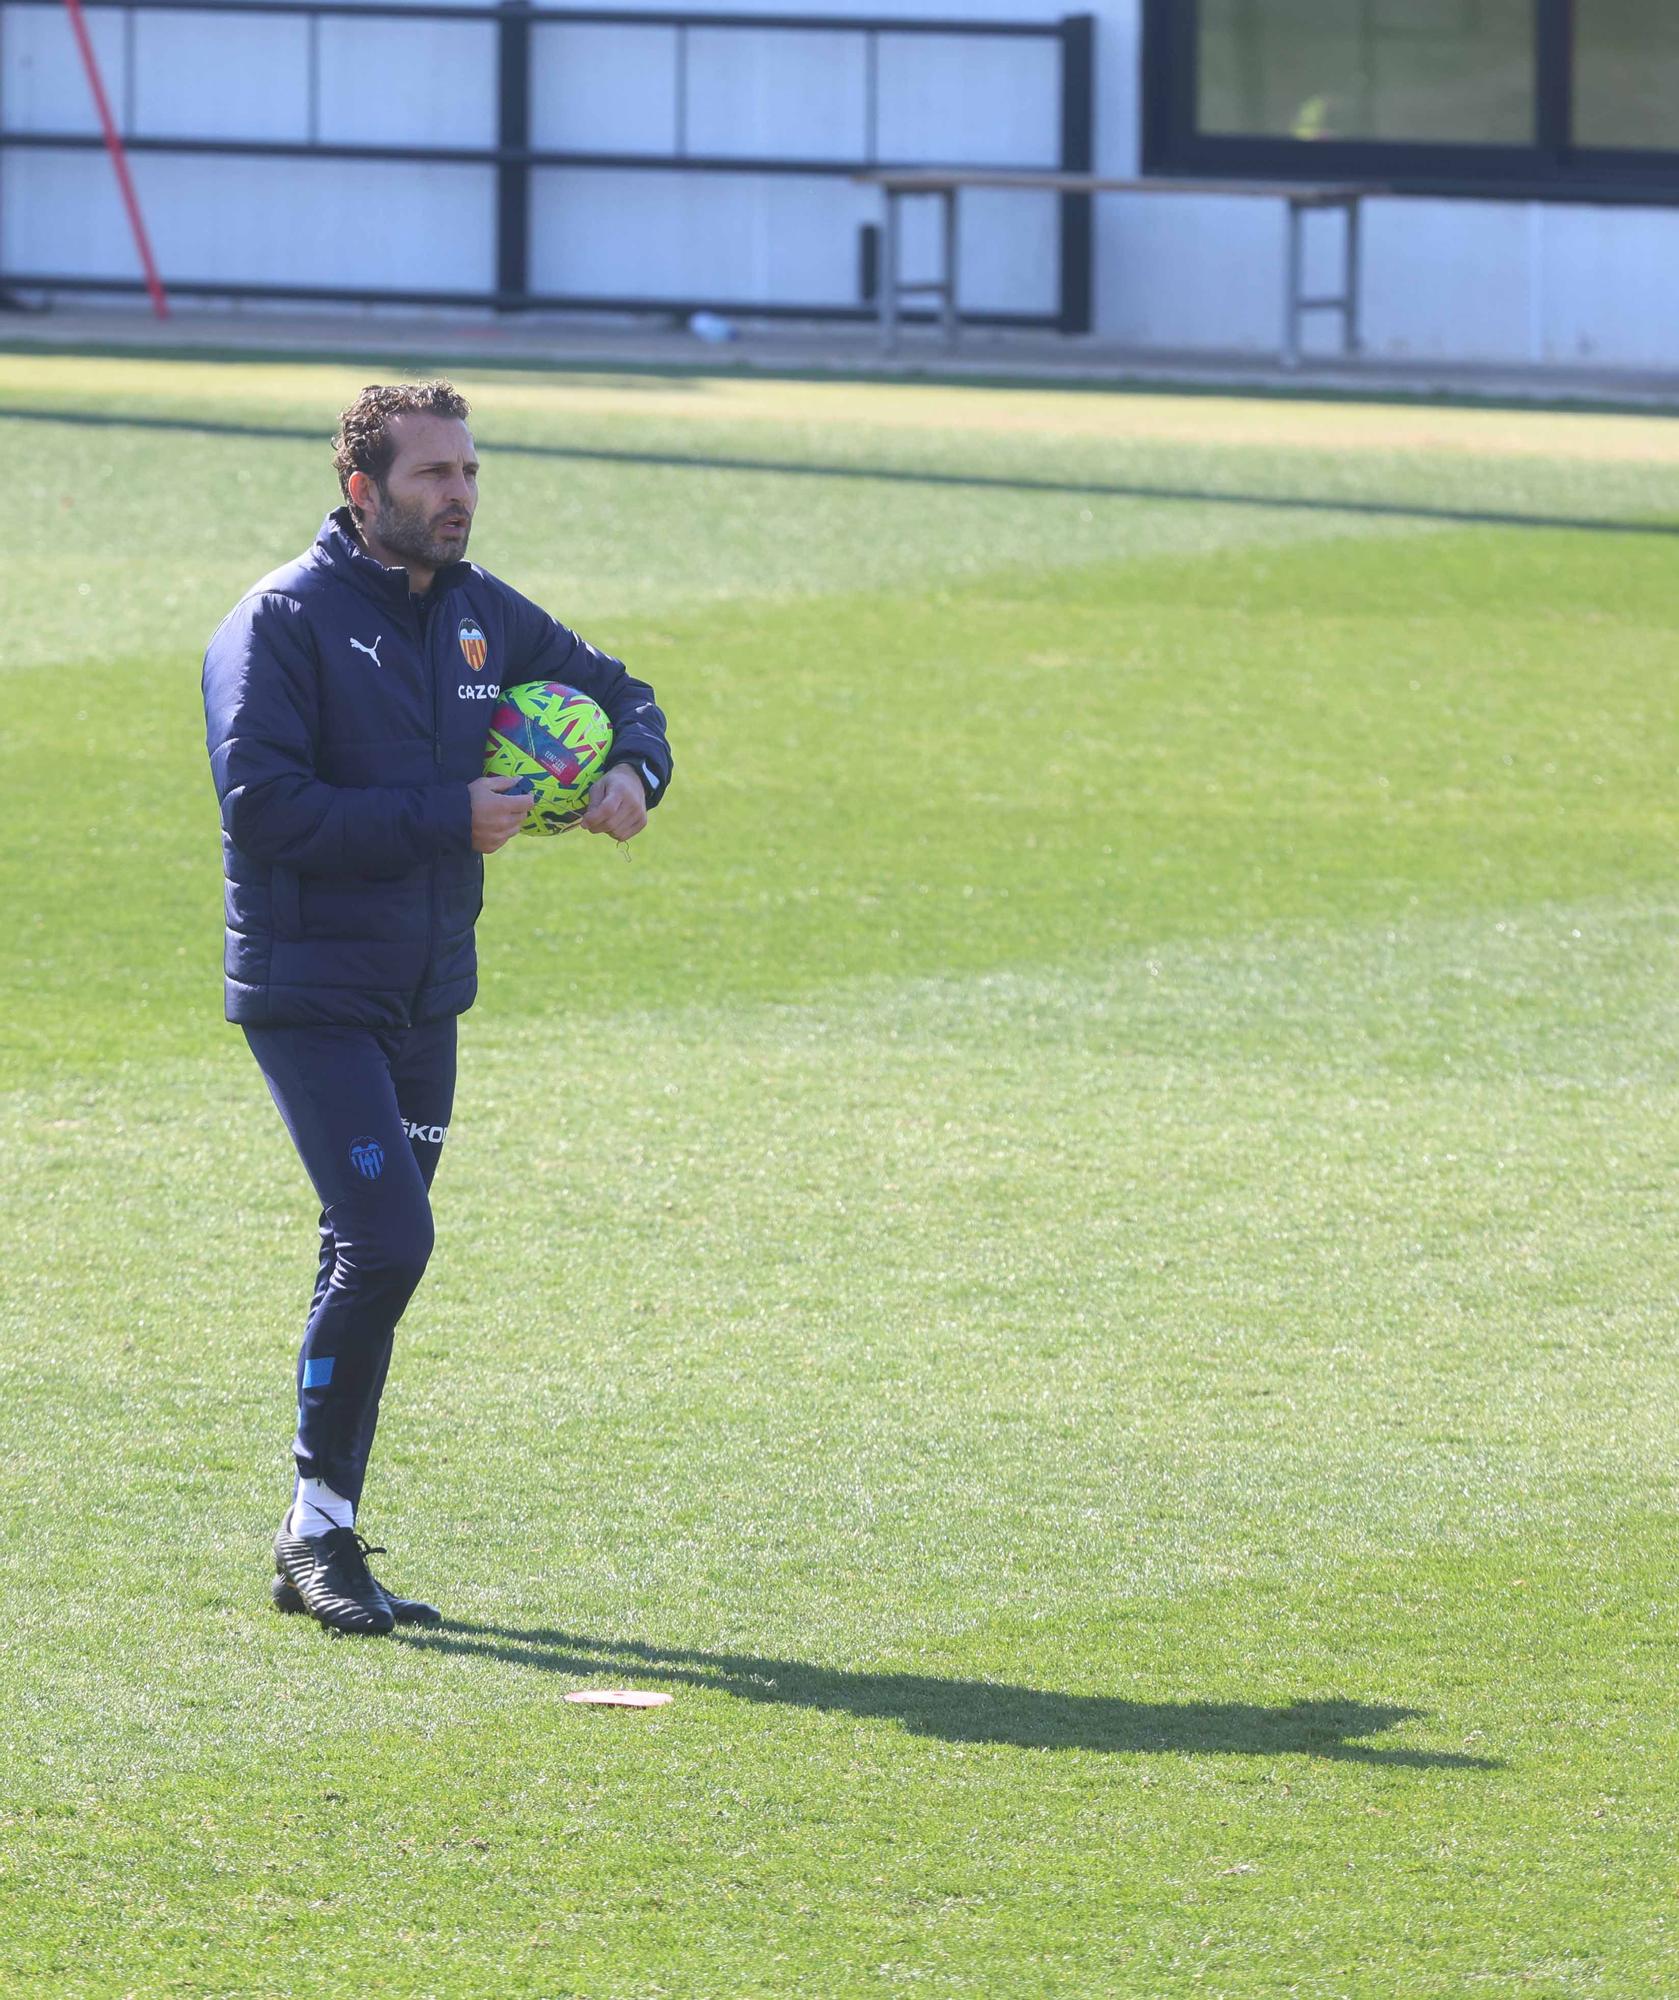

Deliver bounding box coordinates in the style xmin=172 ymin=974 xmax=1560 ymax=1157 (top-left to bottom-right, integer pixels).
xmin=270 ymin=1570 xmax=442 ymax=1626
xmin=269 ymin=1528 xmax=439 ymax=1624
xmin=271 ymin=1524 xmax=397 ymax=1635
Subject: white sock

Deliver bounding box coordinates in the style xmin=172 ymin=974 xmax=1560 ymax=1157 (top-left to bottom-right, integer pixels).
xmin=289 ymin=1477 xmax=354 ymax=1538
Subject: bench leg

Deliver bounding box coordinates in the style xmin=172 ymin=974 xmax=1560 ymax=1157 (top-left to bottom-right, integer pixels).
xmin=941 ymin=186 xmax=960 ymax=349
xmin=1344 ymin=196 xmax=1363 ymax=357
xmin=881 ymin=190 xmax=899 ymax=355
xmin=1283 ymin=199 xmax=1304 ymax=370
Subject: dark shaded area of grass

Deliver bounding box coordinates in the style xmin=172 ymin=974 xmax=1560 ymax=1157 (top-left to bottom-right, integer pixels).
xmin=4 ymin=399 xmax=1676 ymax=538
xmin=397 ymin=1624 xmax=1499 ymax=1768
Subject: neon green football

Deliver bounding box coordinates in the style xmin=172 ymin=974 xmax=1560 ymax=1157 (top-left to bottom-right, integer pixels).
xmin=483 ymin=682 xmax=614 ymax=835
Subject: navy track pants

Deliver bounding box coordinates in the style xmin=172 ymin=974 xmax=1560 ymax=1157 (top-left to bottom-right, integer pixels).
xmin=244 ymin=1016 xmax=457 ymax=1508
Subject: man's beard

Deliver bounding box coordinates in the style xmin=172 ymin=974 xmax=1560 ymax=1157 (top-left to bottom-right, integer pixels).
xmin=366 ymin=485 xmax=471 ymax=569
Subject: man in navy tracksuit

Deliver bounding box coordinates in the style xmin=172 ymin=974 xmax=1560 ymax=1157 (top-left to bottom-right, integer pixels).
xmin=203 ymin=381 xmax=672 ymax=1635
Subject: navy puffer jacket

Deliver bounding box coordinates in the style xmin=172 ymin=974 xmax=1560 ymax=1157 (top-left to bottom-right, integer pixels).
xmin=203 ymin=509 xmax=672 ymax=1029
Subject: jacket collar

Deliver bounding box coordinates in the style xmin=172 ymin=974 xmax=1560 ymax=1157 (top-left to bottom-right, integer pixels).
xmin=316 ymin=507 xmax=473 ymax=612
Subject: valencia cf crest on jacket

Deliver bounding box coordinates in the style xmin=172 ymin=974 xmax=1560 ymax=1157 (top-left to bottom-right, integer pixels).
xmin=459 ymin=618 xmax=488 ymax=671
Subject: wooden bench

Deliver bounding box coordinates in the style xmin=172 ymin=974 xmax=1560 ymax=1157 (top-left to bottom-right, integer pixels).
xmin=853 ymin=170 xmax=1380 ymax=366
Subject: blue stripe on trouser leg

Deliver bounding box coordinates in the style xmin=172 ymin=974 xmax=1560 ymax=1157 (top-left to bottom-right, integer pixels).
xmin=243 ymin=1017 xmax=457 ymax=1511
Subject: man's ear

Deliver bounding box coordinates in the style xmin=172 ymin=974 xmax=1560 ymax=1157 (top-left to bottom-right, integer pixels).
xmin=346 ymin=469 xmax=375 ymax=517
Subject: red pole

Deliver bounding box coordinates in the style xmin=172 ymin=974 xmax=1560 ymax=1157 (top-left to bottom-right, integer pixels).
xmin=62 ymin=0 xmax=170 ymax=319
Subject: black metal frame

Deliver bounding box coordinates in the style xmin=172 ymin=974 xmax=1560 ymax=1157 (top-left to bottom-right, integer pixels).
xmin=0 ymin=0 xmax=1096 ymax=328
xmin=1142 ymin=0 xmax=1679 ymax=203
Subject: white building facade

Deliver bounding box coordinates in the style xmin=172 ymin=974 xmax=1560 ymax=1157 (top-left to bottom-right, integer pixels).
xmin=2 ymin=0 xmax=1675 ymax=368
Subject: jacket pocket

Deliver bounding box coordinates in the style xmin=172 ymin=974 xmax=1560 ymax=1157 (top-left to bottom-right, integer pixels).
xmin=270 ymin=865 xmax=302 ymax=940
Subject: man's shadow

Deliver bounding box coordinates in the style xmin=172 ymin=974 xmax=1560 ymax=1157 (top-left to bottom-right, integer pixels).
xmin=394 ymin=1624 xmax=1497 ymax=1768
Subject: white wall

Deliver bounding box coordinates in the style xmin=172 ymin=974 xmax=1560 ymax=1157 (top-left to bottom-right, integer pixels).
xmin=0 ymin=0 xmax=1064 ymax=313
xmin=1088 ymin=0 xmax=1679 ymax=368
xmin=4 ymin=0 xmax=1677 ymax=366
xmin=0 ymin=1 xmax=500 ymax=293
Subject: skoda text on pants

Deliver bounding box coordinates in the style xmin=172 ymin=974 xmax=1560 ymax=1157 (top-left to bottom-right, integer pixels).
xmin=246 ymin=1017 xmax=456 ymax=1508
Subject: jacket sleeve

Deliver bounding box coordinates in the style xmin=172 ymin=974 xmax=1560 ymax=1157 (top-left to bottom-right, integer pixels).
xmin=501 ymin=586 xmax=674 ymax=808
xmin=204 ymin=592 xmax=472 ymax=876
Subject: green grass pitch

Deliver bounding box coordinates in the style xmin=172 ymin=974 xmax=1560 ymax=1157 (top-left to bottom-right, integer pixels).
xmin=1 ymin=348 xmax=1676 ymax=1997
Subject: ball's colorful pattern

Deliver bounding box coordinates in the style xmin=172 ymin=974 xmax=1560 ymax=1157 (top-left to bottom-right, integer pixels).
xmin=483 ymin=682 xmax=614 ymax=836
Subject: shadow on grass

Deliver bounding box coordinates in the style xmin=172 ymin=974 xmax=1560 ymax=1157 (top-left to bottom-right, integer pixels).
xmin=2 ymin=401 xmax=1675 ymax=541
xmin=393 ymin=1623 xmax=1498 ymax=1768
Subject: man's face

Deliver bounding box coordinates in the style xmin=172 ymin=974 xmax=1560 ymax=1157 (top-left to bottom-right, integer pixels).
xmin=357 ymin=413 xmax=479 ymax=569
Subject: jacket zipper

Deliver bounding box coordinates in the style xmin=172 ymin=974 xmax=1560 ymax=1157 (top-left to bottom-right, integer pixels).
xmin=417 ymin=592 xmax=441 ymax=1017
xmin=427 ymin=593 xmax=443 ymax=770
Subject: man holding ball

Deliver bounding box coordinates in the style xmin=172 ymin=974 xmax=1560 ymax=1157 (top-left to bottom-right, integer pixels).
xmin=202 ymin=381 xmax=672 ymax=1635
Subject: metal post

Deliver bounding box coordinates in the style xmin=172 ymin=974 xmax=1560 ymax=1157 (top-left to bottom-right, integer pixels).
xmin=495 ymin=0 xmax=532 ymax=311
xmin=858 ymin=222 xmax=879 ymax=305
xmin=1344 ymin=195 xmax=1363 ymax=356
xmin=0 ymin=6 xmax=15 ymax=311
xmin=1057 ymin=11 xmax=1094 ymax=334
xmin=1535 ymin=0 xmax=1571 ymax=168
xmin=940 ymin=185 xmax=959 ymax=348
xmin=63 ymin=0 xmax=168 ymax=318
xmin=1283 ymin=197 xmax=1303 ymax=369
xmin=880 ymin=187 xmax=899 ymax=355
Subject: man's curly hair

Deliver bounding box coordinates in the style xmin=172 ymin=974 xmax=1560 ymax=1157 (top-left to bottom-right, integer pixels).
xmin=332 ymin=381 xmax=471 ymax=524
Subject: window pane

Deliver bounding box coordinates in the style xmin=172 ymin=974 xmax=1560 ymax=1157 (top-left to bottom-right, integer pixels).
xmin=1575 ymin=1 xmax=1679 ymax=149
xmin=1198 ymin=0 xmax=1535 ymax=145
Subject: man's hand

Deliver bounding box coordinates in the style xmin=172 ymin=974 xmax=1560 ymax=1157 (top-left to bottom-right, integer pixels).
xmin=577 ymin=764 xmax=649 ymax=843
xmin=470 ymin=774 xmax=532 ymax=853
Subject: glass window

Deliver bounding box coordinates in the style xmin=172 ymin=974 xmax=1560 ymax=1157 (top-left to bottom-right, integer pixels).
xmin=1197 ymin=0 xmax=1535 ymax=145
xmin=1574 ymin=1 xmax=1679 ymax=150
